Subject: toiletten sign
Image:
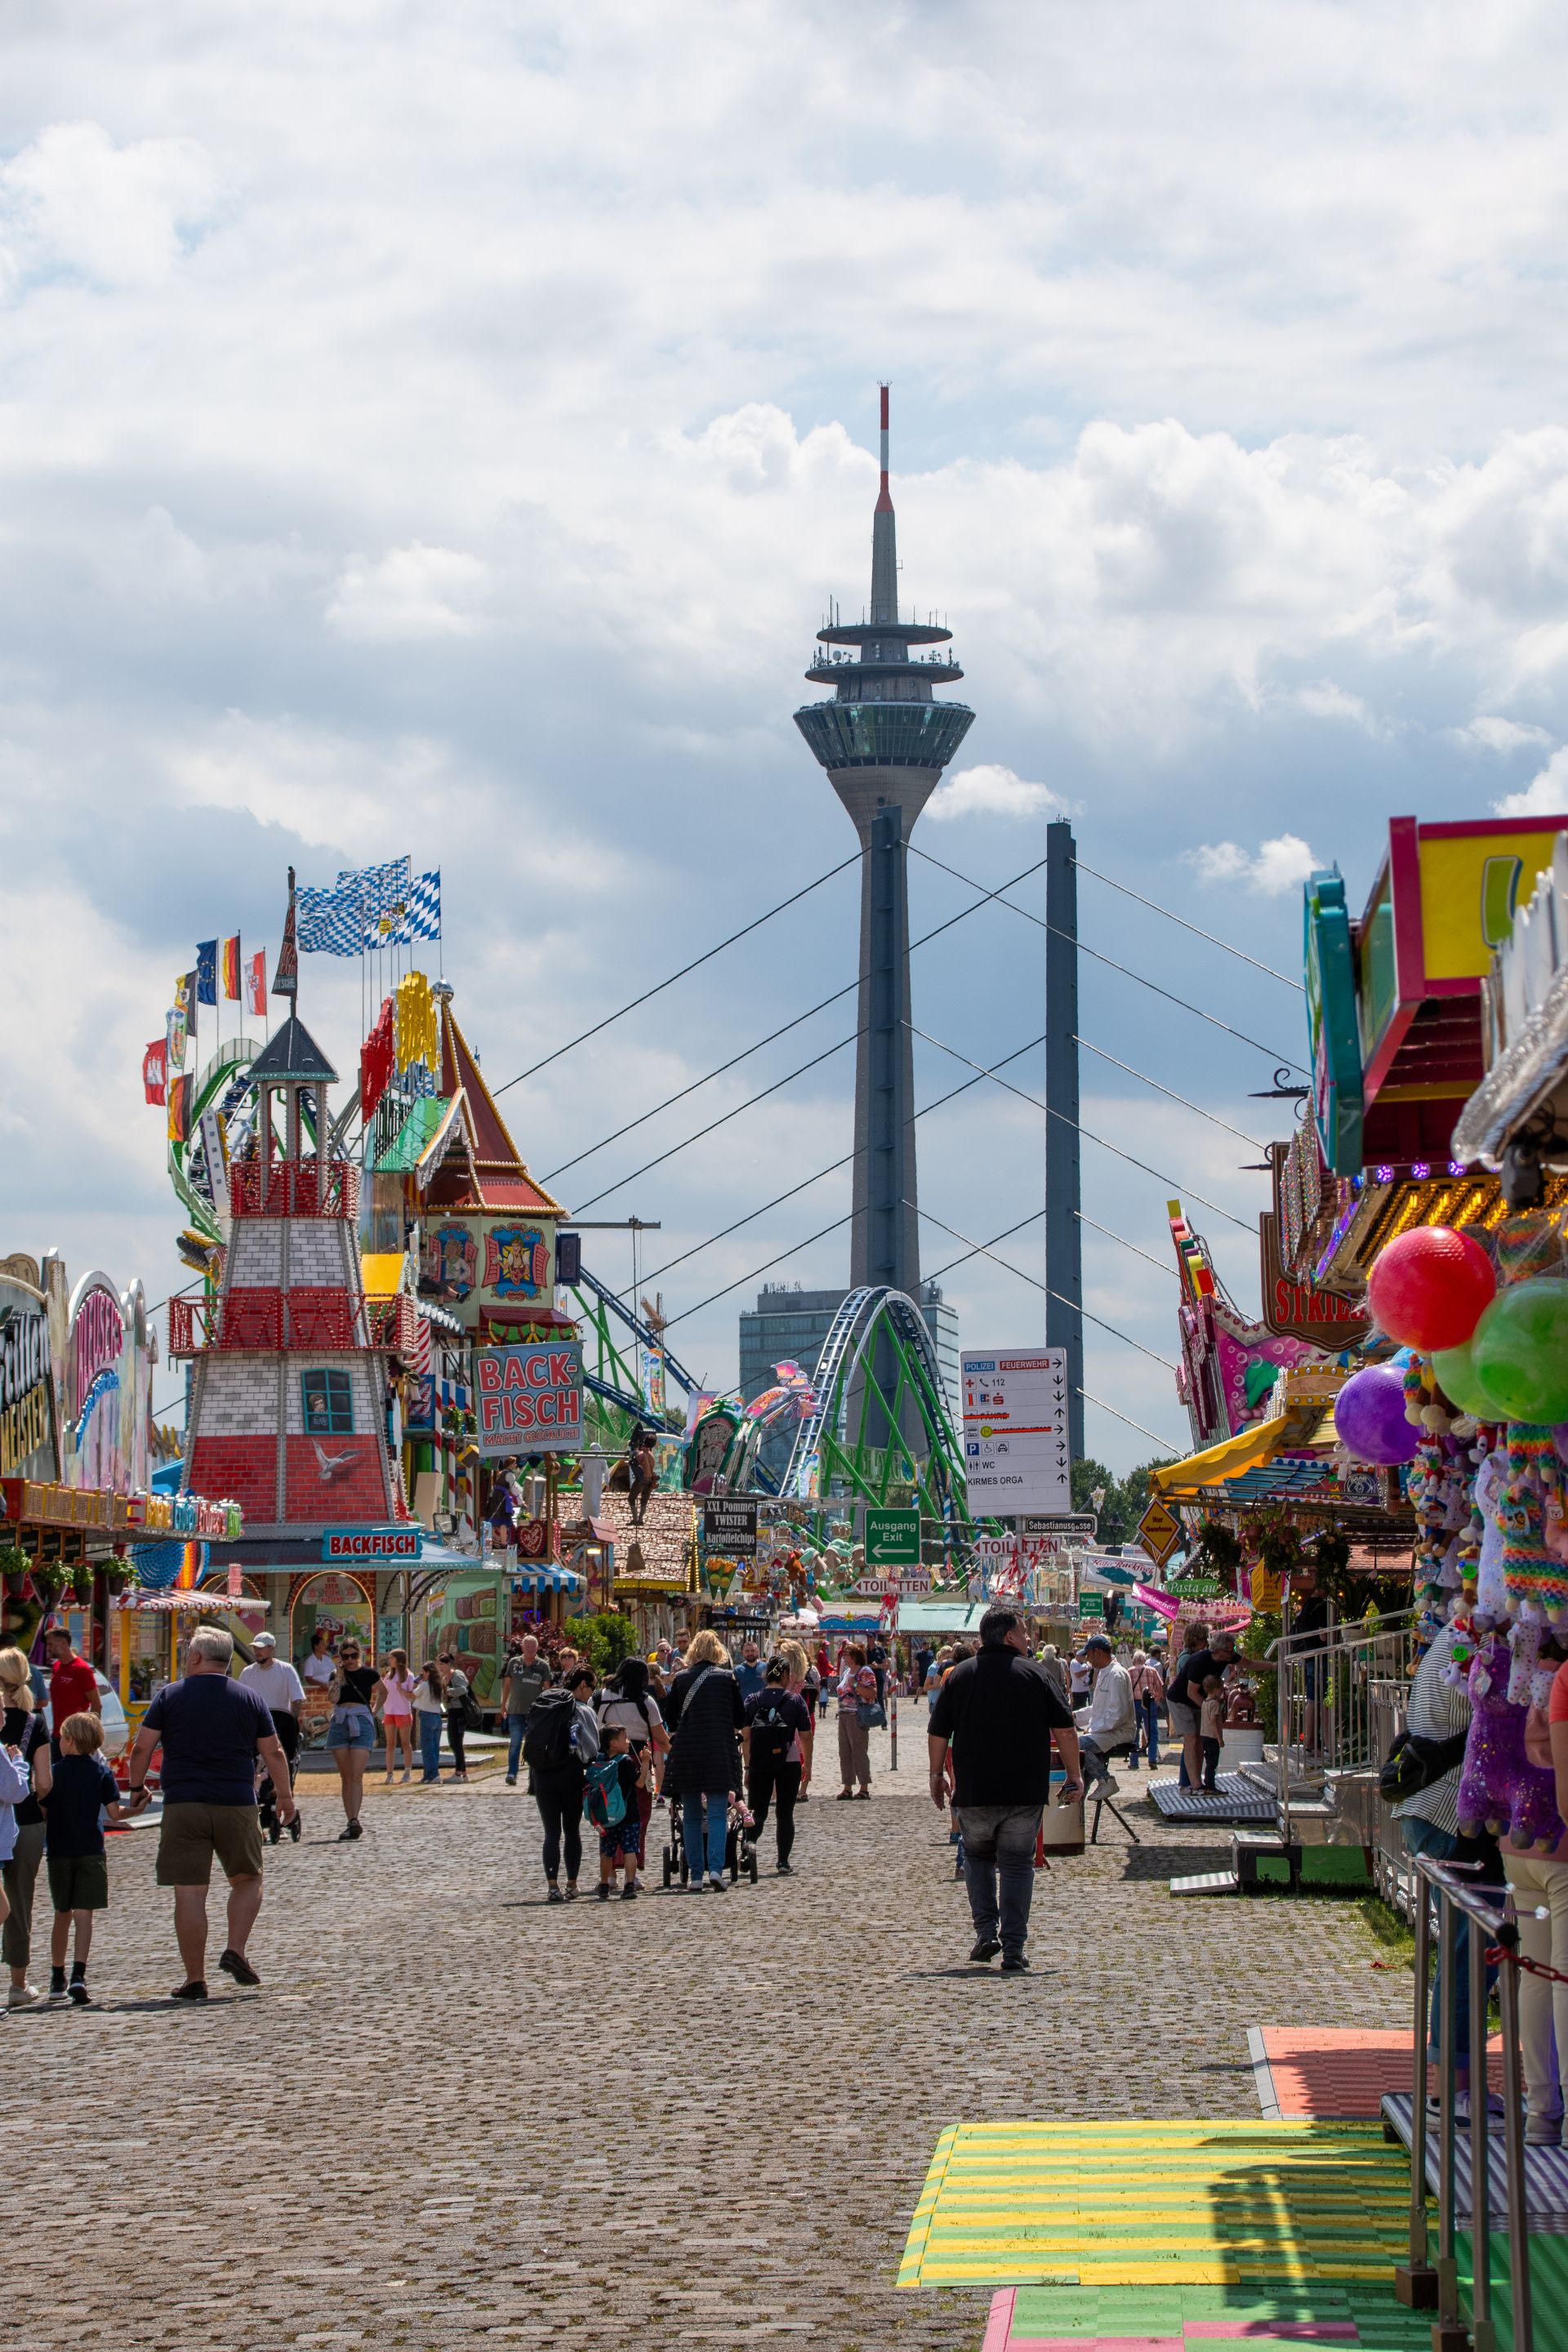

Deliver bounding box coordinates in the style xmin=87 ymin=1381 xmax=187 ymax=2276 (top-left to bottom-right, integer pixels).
xmin=474 ymin=1343 xmax=584 ymax=1454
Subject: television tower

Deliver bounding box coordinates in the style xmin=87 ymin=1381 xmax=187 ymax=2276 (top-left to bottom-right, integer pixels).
xmin=795 ymin=387 xmax=975 ymax=1296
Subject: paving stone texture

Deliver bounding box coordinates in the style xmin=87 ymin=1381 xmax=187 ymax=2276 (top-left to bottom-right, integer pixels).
xmin=14 ymin=1728 xmax=1411 ymax=2352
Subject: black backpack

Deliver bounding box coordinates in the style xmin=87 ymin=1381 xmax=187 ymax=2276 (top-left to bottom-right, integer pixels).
xmin=1379 ymin=1728 xmax=1469 ymax=1804
xmin=750 ymin=1692 xmax=795 ymax=1761
xmin=523 ymin=1687 xmax=579 ymax=1771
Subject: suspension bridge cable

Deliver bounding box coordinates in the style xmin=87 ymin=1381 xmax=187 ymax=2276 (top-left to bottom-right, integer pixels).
xmin=1076 ymin=1212 xmax=1179 ymax=1279
xmin=918 ymin=1216 xmax=1184 ymax=1450
xmin=911 ymin=1202 xmax=1179 ymax=1372
xmin=492 ymin=853 xmax=859 ymax=1098
xmin=1072 ymin=1037 xmax=1269 ymax=1150
xmin=1077 ymin=1387 xmax=1184 ymax=1455
xmin=908 ymin=1021 xmax=1258 ymax=1234
xmin=907 ymin=843 xmax=1308 ymax=1073
xmin=658 ymin=1211 xmax=856 ymax=1333
xmin=1072 ymin=858 xmax=1304 ymax=990
xmin=546 ymin=849 xmax=1058 ymax=1187
xmin=567 ymin=1028 xmax=861 ymax=1217
xmin=637 ymin=1035 xmax=1049 ymax=1289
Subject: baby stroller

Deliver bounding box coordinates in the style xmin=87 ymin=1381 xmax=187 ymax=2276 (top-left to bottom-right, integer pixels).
xmin=659 ymin=1792 xmax=759 ymax=1886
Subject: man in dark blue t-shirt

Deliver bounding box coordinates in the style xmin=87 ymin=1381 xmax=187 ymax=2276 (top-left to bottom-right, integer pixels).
xmin=124 ymin=1626 xmax=296 ymax=2003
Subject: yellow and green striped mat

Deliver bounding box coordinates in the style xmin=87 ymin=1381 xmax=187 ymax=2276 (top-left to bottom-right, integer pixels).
xmin=898 ymin=2118 xmax=1412 ymax=2288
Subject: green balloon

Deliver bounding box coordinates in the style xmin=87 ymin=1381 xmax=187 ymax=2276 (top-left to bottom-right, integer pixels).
xmin=1471 ymin=1277 xmax=1568 ymax=1424
xmin=1431 ymin=1334 xmax=1512 ymax=1422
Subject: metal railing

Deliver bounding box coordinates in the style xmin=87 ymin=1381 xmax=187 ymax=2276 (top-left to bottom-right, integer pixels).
xmin=1266 ymin=1608 xmax=1419 ymax=1846
xmin=228 ymin=1159 xmax=360 ymax=1219
xmin=1401 ymin=1854 xmax=1533 ymax=2351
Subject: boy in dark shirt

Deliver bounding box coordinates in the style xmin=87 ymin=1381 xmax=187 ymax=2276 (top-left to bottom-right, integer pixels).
xmin=44 ymin=1713 xmax=144 ymax=2003
xmin=588 ymin=1725 xmax=648 ymax=1901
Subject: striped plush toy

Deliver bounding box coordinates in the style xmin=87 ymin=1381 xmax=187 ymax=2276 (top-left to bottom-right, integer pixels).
xmin=1498 ymin=1425 xmax=1568 ymax=1622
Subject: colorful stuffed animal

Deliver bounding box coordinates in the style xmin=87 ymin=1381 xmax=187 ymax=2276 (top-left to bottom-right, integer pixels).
xmin=1456 ymin=1627 xmax=1561 ymax=1851
xmin=1499 ymin=1425 xmax=1568 ymax=1621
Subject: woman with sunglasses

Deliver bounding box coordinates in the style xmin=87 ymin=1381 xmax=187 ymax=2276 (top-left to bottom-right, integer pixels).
xmin=326 ymin=1639 xmax=378 ymax=1839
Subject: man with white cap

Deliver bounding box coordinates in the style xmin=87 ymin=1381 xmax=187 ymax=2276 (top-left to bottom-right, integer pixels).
xmin=238 ymin=1633 xmax=305 ymax=1778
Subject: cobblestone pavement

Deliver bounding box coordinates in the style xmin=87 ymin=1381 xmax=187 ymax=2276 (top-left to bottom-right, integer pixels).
xmin=16 ymin=1726 xmax=1410 ymax=2352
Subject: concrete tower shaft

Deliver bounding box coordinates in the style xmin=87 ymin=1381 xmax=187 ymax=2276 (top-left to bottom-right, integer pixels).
xmin=794 ymin=389 xmax=976 ymax=1293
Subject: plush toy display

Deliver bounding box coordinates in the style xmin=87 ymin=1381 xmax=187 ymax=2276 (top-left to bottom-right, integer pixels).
xmin=1498 ymin=1425 xmax=1568 ymax=1621
xmin=1456 ymin=1626 xmax=1562 ymax=1851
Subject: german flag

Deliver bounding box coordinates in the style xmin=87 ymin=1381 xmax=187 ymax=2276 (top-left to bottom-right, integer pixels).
xmin=166 ymin=1071 xmax=194 ymax=1144
xmin=220 ymin=933 xmax=241 ymax=1000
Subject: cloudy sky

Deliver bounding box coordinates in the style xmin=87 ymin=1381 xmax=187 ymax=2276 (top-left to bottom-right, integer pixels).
xmin=6 ymin=2 xmax=1568 ymax=1470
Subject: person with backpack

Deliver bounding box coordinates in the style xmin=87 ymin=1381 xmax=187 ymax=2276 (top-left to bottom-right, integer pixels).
xmin=586 ymin=1723 xmax=648 ymax=1900
xmin=597 ymin=1658 xmax=668 ymax=1855
xmin=743 ymin=1659 xmax=813 ymax=1874
xmin=663 ymin=1628 xmax=745 ymax=1891
xmin=439 ymin=1652 xmax=474 ymax=1783
xmin=523 ymin=1664 xmax=599 ymax=1902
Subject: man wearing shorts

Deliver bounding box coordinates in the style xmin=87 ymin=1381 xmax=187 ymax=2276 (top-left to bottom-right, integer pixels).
xmin=124 ymin=1626 xmax=295 ymax=2002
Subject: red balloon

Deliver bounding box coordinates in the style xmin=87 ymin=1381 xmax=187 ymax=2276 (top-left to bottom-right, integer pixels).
xmin=1366 ymin=1224 xmax=1496 ymax=1352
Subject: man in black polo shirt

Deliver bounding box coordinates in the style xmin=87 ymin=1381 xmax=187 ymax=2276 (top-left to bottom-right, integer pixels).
xmin=1168 ymin=1627 xmax=1237 ymax=1793
xmin=927 ymin=1605 xmax=1084 ymax=1973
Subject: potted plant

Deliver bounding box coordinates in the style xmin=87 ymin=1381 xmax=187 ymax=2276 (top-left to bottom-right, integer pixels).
xmin=0 ymin=1543 xmax=33 ymax=1599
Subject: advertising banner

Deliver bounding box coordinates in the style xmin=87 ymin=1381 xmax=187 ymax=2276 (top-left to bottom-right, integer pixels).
xmin=960 ymin=1348 xmax=1071 ymax=1513
xmin=474 ymin=1342 xmax=583 ymax=1454
xmin=702 ymin=1496 xmax=758 ymax=1557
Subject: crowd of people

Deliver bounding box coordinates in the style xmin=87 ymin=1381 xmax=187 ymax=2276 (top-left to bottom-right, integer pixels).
xmin=0 ymin=1604 xmax=1265 ymax=2000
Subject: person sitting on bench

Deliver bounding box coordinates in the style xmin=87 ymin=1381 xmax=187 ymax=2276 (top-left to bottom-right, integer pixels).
xmin=1078 ymin=1633 xmax=1137 ymax=1798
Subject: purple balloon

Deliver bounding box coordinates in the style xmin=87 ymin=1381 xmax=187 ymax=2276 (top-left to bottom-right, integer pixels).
xmin=1334 ymin=1364 xmax=1419 ymax=1465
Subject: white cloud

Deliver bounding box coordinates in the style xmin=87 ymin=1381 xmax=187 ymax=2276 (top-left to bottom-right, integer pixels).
xmin=926 ymin=764 xmax=1067 ymax=822
xmin=1454 ymin=715 xmax=1554 ymax=754
xmin=0 ymin=120 xmax=216 ymax=289
xmin=1294 ymin=681 xmax=1379 ymax=730
xmin=325 ymin=545 xmax=492 ymax=641
xmin=1497 ymin=747 xmax=1568 ymax=817
xmin=1186 ymin=834 xmax=1319 ymax=893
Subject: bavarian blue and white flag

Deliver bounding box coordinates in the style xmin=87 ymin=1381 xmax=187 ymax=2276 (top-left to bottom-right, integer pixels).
xmin=341 ymin=857 xmax=412 ymax=947
xmin=391 ymin=870 xmax=440 ymax=944
xmin=296 ymin=884 xmax=361 ymax=956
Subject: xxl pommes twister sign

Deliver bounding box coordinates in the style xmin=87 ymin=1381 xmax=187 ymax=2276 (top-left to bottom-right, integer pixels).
xmin=474 ymin=1343 xmax=584 ymax=1454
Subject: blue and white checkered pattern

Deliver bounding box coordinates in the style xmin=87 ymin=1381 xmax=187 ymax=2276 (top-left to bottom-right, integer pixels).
xmin=296 ymin=884 xmax=363 ymax=956
xmin=338 ymin=857 xmax=412 ymax=948
xmin=391 ymin=869 xmax=441 ymax=945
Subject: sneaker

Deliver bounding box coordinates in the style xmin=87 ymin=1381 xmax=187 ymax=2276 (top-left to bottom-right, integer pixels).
xmin=48 ymin=1971 xmax=66 ymax=1999
xmin=218 ymin=1948 xmax=261 ymax=1987
xmin=170 ymin=1980 xmax=208 ymax=2002
xmin=505 ymin=1775 xmax=518 ymax=1787
xmin=1094 ymin=1773 xmax=1120 ymax=1797
xmin=969 ymin=1936 xmax=1002 ymax=1963
xmin=400 ymin=1769 xmax=411 ymax=1783
xmin=1000 ymin=1953 xmax=1031 ymax=1974
xmin=67 ymin=1979 xmax=91 ymax=2007
xmin=621 ymin=1882 xmax=639 ymax=1900
xmin=596 ymin=1883 xmax=612 ymax=1902
xmin=707 ymin=1873 xmax=727 ymax=1892
xmin=777 ymin=1860 xmax=794 ymax=1875
xmin=6 ymin=1983 xmax=40 ymax=2008
xmin=546 ymin=1883 xmax=564 ymax=1904
xmin=1527 ymin=2111 xmax=1564 ymax=2145
xmin=1427 ymin=2091 xmax=1505 ymax=2123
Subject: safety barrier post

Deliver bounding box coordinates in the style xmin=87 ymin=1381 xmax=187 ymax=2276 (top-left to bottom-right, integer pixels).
xmin=1468 ymin=1911 xmax=1494 ymax=2352
xmin=1396 ymin=1873 xmax=1436 ymax=2306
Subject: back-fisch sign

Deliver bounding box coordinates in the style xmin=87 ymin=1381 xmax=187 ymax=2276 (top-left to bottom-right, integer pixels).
xmin=475 ymin=1343 xmax=583 ymax=1454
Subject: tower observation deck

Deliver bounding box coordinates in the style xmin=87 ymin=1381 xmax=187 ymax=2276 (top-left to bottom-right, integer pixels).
xmin=794 ymin=387 xmax=975 ymax=1295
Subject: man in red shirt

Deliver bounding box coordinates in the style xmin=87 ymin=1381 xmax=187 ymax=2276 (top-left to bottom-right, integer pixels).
xmin=46 ymin=1626 xmax=100 ymax=1740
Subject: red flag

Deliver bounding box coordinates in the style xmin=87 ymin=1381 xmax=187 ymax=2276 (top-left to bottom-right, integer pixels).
xmin=221 ymin=935 xmax=241 ymax=1000
xmin=142 ymin=1041 xmax=167 ymax=1106
xmin=245 ymin=947 xmax=266 ymax=1015
xmin=273 ymin=867 xmax=298 ymax=999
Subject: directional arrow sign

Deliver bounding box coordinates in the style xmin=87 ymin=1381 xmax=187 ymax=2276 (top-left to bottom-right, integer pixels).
xmin=864 ymin=1508 xmax=921 ymax=1568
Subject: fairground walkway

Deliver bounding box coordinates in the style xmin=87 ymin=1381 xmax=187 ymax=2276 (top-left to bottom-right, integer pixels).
xmin=18 ymin=1729 xmax=1461 ymax=2352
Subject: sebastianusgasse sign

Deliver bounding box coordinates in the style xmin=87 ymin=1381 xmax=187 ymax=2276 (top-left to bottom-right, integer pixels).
xmin=960 ymin=1348 xmax=1071 ymax=1514
xmin=475 ymin=1343 xmax=583 ymax=1454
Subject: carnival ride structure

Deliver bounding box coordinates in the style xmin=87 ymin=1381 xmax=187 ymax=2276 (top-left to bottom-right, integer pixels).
xmin=779 ymin=1284 xmax=969 ymax=1525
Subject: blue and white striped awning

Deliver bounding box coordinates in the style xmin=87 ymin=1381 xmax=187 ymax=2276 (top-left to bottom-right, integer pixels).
xmin=510 ymin=1563 xmax=586 ymax=1595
